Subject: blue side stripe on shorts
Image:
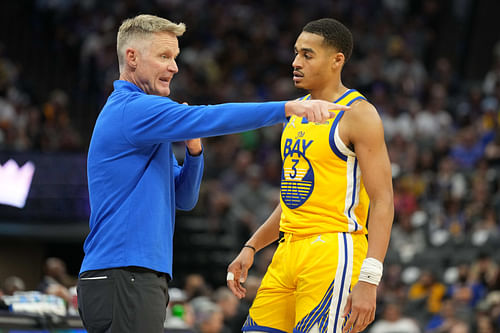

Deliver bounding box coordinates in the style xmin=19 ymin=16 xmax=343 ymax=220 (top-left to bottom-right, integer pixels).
xmin=244 ymin=325 xmax=287 ymax=333
xmin=295 ymin=280 xmax=334 ymax=332
xmin=243 ymin=315 xmax=256 ymax=327
xmin=296 ymin=283 xmax=332 ymax=330
xmin=242 ymin=315 xmax=288 ymax=333
xmin=333 ymin=233 xmax=349 ymax=331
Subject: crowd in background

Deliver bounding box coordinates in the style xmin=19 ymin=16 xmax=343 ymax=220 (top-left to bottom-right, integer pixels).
xmin=1 ymin=0 xmax=500 ymax=332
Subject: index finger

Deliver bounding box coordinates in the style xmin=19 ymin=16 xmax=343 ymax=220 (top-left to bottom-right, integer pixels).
xmin=227 ymin=279 xmax=246 ymax=299
xmin=227 ymin=280 xmax=245 ymax=299
xmin=226 ymin=267 xmax=244 ymax=297
xmin=327 ymin=102 xmax=351 ymax=111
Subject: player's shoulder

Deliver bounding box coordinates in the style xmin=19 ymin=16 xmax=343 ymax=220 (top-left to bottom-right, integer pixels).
xmin=340 ymin=98 xmax=385 ymax=141
xmin=349 ymin=97 xmax=377 ymax=114
xmin=344 ymin=98 xmax=381 ymax=123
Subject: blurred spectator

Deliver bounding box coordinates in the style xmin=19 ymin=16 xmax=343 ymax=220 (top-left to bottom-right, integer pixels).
xmin=438 ymin=198 xmax=467 ymax=240
xmin=480 ymin=291 xmax=500 ymax=331
xmin=231 ymin=275 xmax=262 ymax=329
xmin=408 ymin=270 xmax=447 ymax=320
xmin=184 ymin=273 xmax=211 ymax=301
xmin=483 ymin=52 xmax=500 ymax=95
xmin=191 ymin=297 xmax=224 ymax=333
xmin=38 ymin=257 xmax=76 ymax=303
xmin=446 ymin=264 xmax=479 ymax=316
xmin=485 ymin=128 xmax=500 ymax=166
xmin=369 ymin=299 xmax=421 ymax=333
xmin=415 ymin=84 xmax=452 ymax=141
xmin=2 ymin=276 xmax=25 ymax=295
xmin=377 ymin=264 xmax=407 ymax=308
xmin=434 ymin=157 xmax=467 ymax=201
xmin=426 ymin=298 xmax=468 ymax=333
xmin=393 ymin=169 xmax=419 ymax=216
xmin=468 ymin=253 xmax=499 ymax=299
xmin=449 ymin=126 xmax=495 ymax=170
xmin=448 ymin=320 xmax=470 ymax=333
xmin=390 ymin=210 xmax=426 ymax=263
xmin=473 ymin=311 xmax=497 ymax=333
xmin=229 ymin=164 xmax=277 ymax=242
xmin=165 ymin=288 xmax=195 ymax=330
xmin=219 ymin=150 xmax=254 ymax=192
xmin=212 ymin=287 xmax=239 ymax=333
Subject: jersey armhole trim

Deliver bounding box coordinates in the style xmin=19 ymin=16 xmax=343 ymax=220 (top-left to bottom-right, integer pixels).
xmin=329 ymin=111 xmax=355 ymax=161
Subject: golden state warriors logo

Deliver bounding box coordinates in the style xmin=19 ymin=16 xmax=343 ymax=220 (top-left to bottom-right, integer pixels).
xmin=281 ymin=138 xmax=314 ymax=208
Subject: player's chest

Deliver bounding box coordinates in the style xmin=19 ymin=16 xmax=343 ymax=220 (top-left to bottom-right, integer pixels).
xmin=281 ymin=117 xmax=334 ymax=160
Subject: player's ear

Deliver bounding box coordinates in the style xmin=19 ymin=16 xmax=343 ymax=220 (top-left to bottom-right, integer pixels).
xmin=331 ymin=52 xmax=345 ymax=70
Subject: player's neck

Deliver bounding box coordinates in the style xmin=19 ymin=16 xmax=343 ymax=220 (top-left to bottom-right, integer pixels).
xmin=309 ymin=81 xmax=348 ymax=102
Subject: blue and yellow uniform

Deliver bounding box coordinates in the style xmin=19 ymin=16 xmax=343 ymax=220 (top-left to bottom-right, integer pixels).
xmin=243 ymin=89 xmax=369 ymax=333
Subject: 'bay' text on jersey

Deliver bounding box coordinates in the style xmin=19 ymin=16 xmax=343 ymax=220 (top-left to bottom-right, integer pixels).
xmin=283 ymin=138 xmax=314 ymax=158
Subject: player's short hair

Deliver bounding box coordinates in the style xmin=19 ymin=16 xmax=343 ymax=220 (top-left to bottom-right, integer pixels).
xmin=303 ymin=18 xmax=353 ymax=63
xmin=117 ymin=14 xmax=186 ymax=71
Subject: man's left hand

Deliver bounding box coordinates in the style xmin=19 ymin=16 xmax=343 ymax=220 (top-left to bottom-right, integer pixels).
xmin=342 ymin=281 xmax=377 ymax=333
xmin=185 ymin=138 xmax=202 ymax=156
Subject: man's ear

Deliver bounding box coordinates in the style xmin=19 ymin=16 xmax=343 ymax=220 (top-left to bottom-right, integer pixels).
xmin=125 ymin=48 xmax=138 ymax=69
xmin=331 ymin=52 xmax=345 ymax=70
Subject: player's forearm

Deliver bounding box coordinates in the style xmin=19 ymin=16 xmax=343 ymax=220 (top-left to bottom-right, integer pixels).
xmin=365 ymin=195 xmax=394 ymax=262
xmin=245 ymin=204 xmax=281 ymax=252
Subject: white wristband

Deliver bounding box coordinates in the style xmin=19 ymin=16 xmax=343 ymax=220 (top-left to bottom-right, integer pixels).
xmin=358 ymin=257 xmax=383 ymax=286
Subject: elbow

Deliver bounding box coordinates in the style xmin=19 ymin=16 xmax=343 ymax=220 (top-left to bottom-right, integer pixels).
xmin=371 ymin=192 xmax=395 ymax=215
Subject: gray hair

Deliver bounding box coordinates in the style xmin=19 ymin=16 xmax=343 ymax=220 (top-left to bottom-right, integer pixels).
xmin=191 ymin=297 xmax=221 ymax=325
xmin=117 ymin=14 xmax=186 ymax=71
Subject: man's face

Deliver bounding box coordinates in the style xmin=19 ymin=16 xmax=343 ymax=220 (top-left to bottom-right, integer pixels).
xmin=135 ymin=31 xmax=180 ymax=97
xmin=292 ymin=31 xmax=336 ymax=90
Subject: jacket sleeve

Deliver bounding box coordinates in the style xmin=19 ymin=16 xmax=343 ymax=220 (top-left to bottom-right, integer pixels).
xmin=172 ymin=148 xmax=204 ymax=211
xmin=121 ymin=94 xmax=286 ymax=145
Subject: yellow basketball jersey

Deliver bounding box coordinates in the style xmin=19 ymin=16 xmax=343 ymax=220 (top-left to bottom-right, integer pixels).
xmin=280 ymin=89 xmax=369 ymax=235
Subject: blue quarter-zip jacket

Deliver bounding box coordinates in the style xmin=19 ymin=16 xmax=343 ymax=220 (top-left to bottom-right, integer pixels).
xmin=80 ymin=80 xmax=286 ymax=276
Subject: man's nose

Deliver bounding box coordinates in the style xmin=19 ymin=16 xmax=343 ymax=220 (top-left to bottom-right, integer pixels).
xmin=292 ymin=54 xmax=302 ymax=69
xmin=169 ymin=60 xmax=178 ymax=73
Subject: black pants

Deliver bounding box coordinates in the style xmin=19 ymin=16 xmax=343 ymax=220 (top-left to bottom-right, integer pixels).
xmin=77 ymin=267 xmax=169 ymax=333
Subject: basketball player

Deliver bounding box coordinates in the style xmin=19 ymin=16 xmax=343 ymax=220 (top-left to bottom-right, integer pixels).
xmin=227 ymin=18 xmax=394 ymax=333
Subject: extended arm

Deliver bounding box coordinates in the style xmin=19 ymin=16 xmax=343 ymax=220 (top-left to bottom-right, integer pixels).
xmin=341 ymin=100 xmax=394 ymax=333
xmin=122 ymin=94 xmax=349 ymax=145
xmin=226 ymin=204 xmax=282 ymax=298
